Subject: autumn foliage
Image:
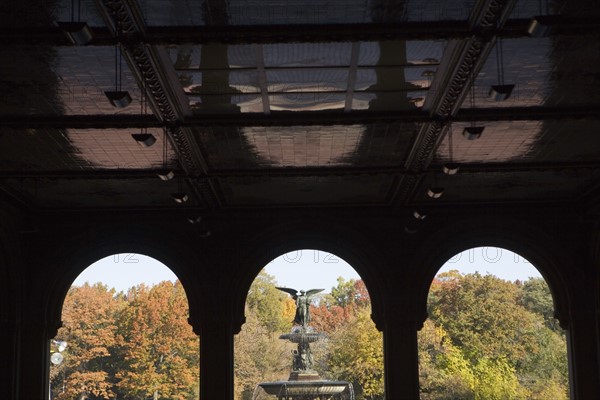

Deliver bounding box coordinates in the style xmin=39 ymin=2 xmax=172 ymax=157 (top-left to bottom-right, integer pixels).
xmin=51 ymin=281 xmax=199 ymax=400
xmin=52 ymin=269 xmax=567 ymax=400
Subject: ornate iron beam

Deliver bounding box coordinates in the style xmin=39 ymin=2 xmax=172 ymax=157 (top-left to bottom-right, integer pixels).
xmin=394 ymin=0 xmax=518 ymax=206
xmin=96 ymin=0 xmax=221 ymax=209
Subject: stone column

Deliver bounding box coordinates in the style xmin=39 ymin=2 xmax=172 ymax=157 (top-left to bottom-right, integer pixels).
xmin=0 ymin=319 xmax=19 ymax=399
xmin=383 ymin=316 xmax=422 ymax=399
xmin=18 ymin=320 xmax=51 ymax=400
xmin=198 ymin=314 xmax=235 ymax=400
xmin=567 ymin=306 xmax=600 ymax=399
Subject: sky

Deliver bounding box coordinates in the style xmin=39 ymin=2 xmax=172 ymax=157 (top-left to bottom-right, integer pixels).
xmin=72 ymin=247 xmax=541 ymax=293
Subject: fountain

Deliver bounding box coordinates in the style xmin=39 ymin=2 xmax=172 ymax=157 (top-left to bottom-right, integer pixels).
xmin=252 ymin=288 xmax=355 ymax=400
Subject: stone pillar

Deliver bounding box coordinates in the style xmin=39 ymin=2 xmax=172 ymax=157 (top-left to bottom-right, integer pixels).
xmin=198 ymin=315 xmax=235 ymax=400
xmin=383 ymin=317 xmax=421 ymax=400
xmin=567 ymin=306 xmax=600 ymax=399
xmin=0 ymin=320 xmax=19 ymax=399
xmin=18 ymin=320 xmax=51 ymax=400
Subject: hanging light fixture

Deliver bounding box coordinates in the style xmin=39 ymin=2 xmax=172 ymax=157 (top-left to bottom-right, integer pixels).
xmin=158 ymin=170 xmax=175 ymax=181
xmin=462 ymin=126 xmax=484 ymax=140
xmin=488 ymin=37 xmax=514 ymax=101
xmin=57 ymin=0 xmax=93 ymax=45
xmin=413 ymin=210 xmax=427 ymax=220
xmin=58 ymin=22 xmax=93 ymax=45
xmin=105 ymin=28 xmax=132 ymax=108
xmin=427 ymin=187 xmax=444 ymax=199
xmin=404 ymin=225 xmax=418 ymax=234
xmin=131 ymin=70 xmax=156 ymax=147
xmin=442 ymin=163 xmax=460 ymax=175
xmin=527 ymin=15 xmax=559 ymax=38
xmin=443 ymin=124 xmax=460 ymax=175
xmin=172 ymin=192 xmax=189 ymax=203
xmin=171 ymin=177 xmax=188 ymax=203
xmin=187 ymin=216 xmax=202 ymax=224
xmin=157 ymin=129 xmax=175 ymax=180
xmin=463 ymin=70 xmax=485 ymax=140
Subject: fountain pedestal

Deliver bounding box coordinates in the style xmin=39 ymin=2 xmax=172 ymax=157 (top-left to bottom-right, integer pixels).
xmin=252 ymin=288 xmax=354 ymax=399
xmin=253 ymin=325 xmax=354 ymax=400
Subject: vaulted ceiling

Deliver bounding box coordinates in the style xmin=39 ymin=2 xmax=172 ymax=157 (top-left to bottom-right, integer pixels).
xmin=1 ymin=0 xmax=600 ymax=219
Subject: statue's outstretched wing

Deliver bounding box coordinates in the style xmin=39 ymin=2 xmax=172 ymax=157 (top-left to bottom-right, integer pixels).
xmin=276 ymin=287 xmax=299 ymax=298
xmin=305 ymin=289 xmax=325 ymax=296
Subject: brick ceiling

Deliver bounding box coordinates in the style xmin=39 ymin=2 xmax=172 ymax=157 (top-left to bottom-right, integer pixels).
xmin=1 ymin=0 xmax=599 ymax=215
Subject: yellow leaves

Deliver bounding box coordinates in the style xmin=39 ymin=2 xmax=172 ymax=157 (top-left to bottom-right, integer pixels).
xmin=282 ymin=297 xmax=296 ymax=324
xmin=326 ymin=307 xmax=384 ymax=398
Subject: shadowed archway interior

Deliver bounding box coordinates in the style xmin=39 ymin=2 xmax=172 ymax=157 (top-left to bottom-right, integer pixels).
xmin=1 ymin=0 xmax=600 ymax=399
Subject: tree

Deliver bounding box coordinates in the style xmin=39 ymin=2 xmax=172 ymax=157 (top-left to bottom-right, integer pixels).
xmin=518 ymin=277 xmax=561 ymax=332
xmin=245 ymin=270 xmax=293 ymax=334
xmin=422 ymin=271 xmax=568 ymax=399
xmin=326 ymin=307 xmax=384 ymax=400
xmin=51 ymin=283 xmax=123 ymax=400
xmin=234 ymin=271 xmax=294 ymax=398
xmin=429 ymin=271 xmax=540 ymax=364
xmin=312 ymin=278 xmax=382 ymax=399
xmin=114 ymin=281 xmax=199 ymax=400
xmin=419 ymin=319 xmax=475 ymax=400
xmin=330 ymin=277 xmax=370 ymax=310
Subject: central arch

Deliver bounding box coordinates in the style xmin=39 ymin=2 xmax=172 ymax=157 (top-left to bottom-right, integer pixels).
xmin=235 ymin=247 xmax=384 ymax=399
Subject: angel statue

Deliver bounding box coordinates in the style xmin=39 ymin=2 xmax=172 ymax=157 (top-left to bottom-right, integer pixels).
xmin=276 ymin=287 xmax=324 ymax=327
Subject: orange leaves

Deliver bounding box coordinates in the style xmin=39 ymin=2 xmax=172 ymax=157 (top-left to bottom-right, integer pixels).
xmin=52 ymin=280 xmax=198 ymax=400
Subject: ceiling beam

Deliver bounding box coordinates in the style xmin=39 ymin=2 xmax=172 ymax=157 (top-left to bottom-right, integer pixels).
xmin=3 ymin=18 xmax=599 ymax=45
xmin=2 ymin=161 xmax=600 ymax=180
xmin=3 ymin=106 xmax=598 ymax=129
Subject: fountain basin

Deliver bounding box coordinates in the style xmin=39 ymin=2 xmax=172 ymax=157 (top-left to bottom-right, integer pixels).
xmin=259 ymin=380 xmax=349 ymax=396
xmin=279 ymin=332 xmax=324 ymax=344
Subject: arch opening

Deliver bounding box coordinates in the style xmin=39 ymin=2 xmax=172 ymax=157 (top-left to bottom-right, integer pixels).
xmin=49 ymin=253 xmax=199 ymax=400
xmin=418 ymin=246 xmax=569 ymax=399
xmin=234 ymin=249 xmax=384 ymax=400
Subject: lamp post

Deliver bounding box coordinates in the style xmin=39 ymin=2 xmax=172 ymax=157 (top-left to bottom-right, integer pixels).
xmin=50 ymin=340 xmax=68 ymax=400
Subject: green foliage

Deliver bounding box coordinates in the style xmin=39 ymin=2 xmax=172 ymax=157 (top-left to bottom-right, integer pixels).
xmin=330 ymin=277 xmax=370 ymax=309
xmin=234 ymin=271 xmax=295 ymax=399
xmin=420 ymin=271 xmax=568 ymax=400
xmin=518 ymin=278 xmax=561 ymax=332
xmin=245 ymin=270 xmax=293 ymax=334
xmin=325 ymin=307 xmax=384 ymax=399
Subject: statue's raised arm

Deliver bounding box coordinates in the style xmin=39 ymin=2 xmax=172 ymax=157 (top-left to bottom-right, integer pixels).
xmin=277 ymin=287 xmax=324 ymax=327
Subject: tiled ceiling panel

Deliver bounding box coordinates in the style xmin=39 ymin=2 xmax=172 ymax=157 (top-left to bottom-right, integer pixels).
xmin=0 ymin=128 xmax=174 ymax=171
xmin=195 ymin=123 xmax=419 ymax=169
xmin=0 ymin=128 xmax=86 ymax=171
xmin=435 ymin=121 xmax=541 ymax=164
xmin=67 ymin=128 xmax=175 ymax=169
xmin=0 ymin=46 xmax=142 ymax=116
xmin=466 ymin=35 xmax=600 ymax=109
xmin=436 ymin=120 xmax=600 ymax=165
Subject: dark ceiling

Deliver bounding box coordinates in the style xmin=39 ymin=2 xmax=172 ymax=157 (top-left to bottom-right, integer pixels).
xmin=1 ymin=0 xmax=600 ymax=218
